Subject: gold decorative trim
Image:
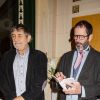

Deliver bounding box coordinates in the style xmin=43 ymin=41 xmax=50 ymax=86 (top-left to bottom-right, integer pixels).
xmin=18 ymin=0 xmax=24 ymax=24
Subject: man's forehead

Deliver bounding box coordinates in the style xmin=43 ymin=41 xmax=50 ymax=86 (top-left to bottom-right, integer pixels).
xmin=11 ymin=29 xmax=25 ymax=34
xmin=11 ymin=30 xmax=25 ymax=35
xmin=74 ymin=26 xmax=86 ymax=32
xmin=75 ymin=25 xmax=86 ymax=29
xmin=74 ymin=26 xmax=87 ymax=35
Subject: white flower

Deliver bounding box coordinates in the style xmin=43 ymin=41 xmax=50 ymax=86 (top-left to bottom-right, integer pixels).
xmin=47 ymin=58 xmax=59 ymax=81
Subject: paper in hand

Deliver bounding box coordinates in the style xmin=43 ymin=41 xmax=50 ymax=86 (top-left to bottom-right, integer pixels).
xmin=59 ymin=78 xmax=75 ymax=89
xmin=52 ymin=75 xmax=75 ymax=89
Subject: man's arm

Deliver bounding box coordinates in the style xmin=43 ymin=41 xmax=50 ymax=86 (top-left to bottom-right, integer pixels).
xmin=21 ymin=51 xmax=47 ymax=100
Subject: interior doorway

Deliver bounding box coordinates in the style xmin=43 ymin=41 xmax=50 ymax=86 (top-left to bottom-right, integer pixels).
xmin=0 ymin=0 xmax=17 ymax=59
xmin=0 ymin=0 xmax=17 ymax=98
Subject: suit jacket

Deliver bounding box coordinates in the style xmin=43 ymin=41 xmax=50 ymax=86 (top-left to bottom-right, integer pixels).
xmin=0 ymin=48 xmax=47 ymax=100
xmin=51 ymin=47 xmax=100 ymax=100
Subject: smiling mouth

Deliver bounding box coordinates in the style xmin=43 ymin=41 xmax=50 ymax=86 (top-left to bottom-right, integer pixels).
xmin=76 ymin=44 xmax=82 ymax=48
xmin=14 ymin=43 xmax=22 ymax=46
xmin=14 ymin=42 xmax=21 ymax=45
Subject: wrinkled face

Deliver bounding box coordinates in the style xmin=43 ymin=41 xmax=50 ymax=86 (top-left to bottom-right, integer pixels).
xmin=74 ymin=26 xmax=92 ymax=51
xmin=11 ymin=29 xmax=31 ymax=54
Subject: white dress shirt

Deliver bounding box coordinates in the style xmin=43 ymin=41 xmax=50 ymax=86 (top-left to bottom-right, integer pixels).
xmin=66 ymin=47 xmax=90 ymax=100
xmin=13 ymin=47 xmax=29 ymax=96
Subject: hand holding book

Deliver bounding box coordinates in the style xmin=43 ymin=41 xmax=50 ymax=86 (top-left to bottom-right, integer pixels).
xmin=52 ymin=72 xmax=81 ymax=94
xmin=52 ymin=75 xmax=75 ymax=90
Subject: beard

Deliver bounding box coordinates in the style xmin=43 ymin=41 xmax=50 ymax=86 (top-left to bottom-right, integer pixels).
xmin=75 ymin=41 xmax=89 ymax=51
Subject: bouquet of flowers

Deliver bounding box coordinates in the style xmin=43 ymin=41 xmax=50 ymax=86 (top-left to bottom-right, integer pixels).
xmin=47 ymin=58 xmax=58 ymax=81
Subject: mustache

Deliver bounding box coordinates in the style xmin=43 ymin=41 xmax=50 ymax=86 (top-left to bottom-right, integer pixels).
xmin=75 ymin=42 xmax=82 ymax=45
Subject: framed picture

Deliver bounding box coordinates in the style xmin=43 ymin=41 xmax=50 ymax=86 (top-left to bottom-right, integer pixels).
xmin=73 ymin=0 xmax=81 ymax=2
xmin=72 ymin=5 xmax=79 ymax=13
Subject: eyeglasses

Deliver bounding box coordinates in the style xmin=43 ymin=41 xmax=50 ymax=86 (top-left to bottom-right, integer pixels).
xmin=74 ymin=35 xmax=88 ymax=40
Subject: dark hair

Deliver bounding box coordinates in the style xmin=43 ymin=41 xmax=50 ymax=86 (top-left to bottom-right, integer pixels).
xmin=74 ymin=20 xmax=93 ymax=36
xmin=10 ymin=24 xmax=31 ymax=35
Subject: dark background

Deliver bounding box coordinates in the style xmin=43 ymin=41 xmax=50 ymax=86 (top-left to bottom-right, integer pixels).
xmin=0 ymin=0 xmax=35 ymax=59
xmin=0 ymin=0 xmax=17 ymax=60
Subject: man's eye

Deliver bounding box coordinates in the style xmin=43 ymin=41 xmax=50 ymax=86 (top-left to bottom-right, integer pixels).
xmin=11 ymin=35 xmax=15 ymax=38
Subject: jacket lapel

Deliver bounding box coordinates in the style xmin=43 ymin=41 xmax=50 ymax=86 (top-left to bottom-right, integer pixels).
xmin=69 ymin=51 xmax=75 ymax=77
xmin=65 ymin=51 xmax=75 ymax=77
xmin=25 ymin=52 xmax=32 ymax=87
xmin=78 ymin=48 xmax=95 ymax=80
xmin=7 ymin=49 xmax=16 ymax=95
xmin=25 ymin=50 xmax=36 ymax=87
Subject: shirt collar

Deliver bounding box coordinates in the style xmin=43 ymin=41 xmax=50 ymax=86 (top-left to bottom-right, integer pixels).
xmin=76 ymin=45 xmax=90 ymax=52
xmin=16 ymin=45 xmax=29 ymax=58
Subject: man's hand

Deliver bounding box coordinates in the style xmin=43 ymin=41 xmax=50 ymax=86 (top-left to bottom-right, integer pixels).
xmin=63 ymin=82 xmax=81 ymax=94
xmin=55 ymin=72 xmax=66 ymax=82
xmin=13 ymin=96 xmax=24 ymax=100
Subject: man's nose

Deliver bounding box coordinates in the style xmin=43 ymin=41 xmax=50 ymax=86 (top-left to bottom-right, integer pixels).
xmin=75 ymin=38 xmax=81 ymax=42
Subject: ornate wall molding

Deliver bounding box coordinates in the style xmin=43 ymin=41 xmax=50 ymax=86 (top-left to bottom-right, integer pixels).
xmin=18 ymin=0 xmax=24 ymax=24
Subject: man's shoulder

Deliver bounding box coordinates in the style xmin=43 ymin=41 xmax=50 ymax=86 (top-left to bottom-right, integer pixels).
xmin=3 ymin=48 xmax=16 ymax=56
xmin=61 ymin=50 xmax=74 ymax=57
xmin=30 ymin=49 xmax=47 ymax=59
xmin=90 ymin=47 xmax=100 ymax=55
xmin=0 ymin=48 xmax=16 ymax=61
xmin=59 ymin=50 xmax=74 ymax=61
xmin=31 ymin=49 xmax=46 ymax=55
xmin=29 ymin=49 xmax=47 ymax=67
xmin=89 ymin=47 xmax=100 ymax=61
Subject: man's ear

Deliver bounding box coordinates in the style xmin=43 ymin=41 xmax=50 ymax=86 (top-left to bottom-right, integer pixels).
xmin=28 ymin=35 xmax=32 ymax=43
xmin=89 ymin=34 xmax=93 ymax=42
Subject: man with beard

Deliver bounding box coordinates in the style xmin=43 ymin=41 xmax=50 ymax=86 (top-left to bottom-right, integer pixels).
xmin=51 ymin=20 xmax=100 ymax=100
xmin=0 ymin=24 xmax=47 ymax=100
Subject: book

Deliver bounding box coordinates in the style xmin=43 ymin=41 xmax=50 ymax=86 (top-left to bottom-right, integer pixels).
xmin=52 ymin=75 xmax=75 ymax=89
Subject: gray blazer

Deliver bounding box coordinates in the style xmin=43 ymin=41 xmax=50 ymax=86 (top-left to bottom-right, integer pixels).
xmin=51 ymin=47 xmax=100 ymax=100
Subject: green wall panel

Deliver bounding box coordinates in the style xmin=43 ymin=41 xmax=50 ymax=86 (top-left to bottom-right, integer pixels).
xmin=24 ymin=0 xmax=35 ymax=48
